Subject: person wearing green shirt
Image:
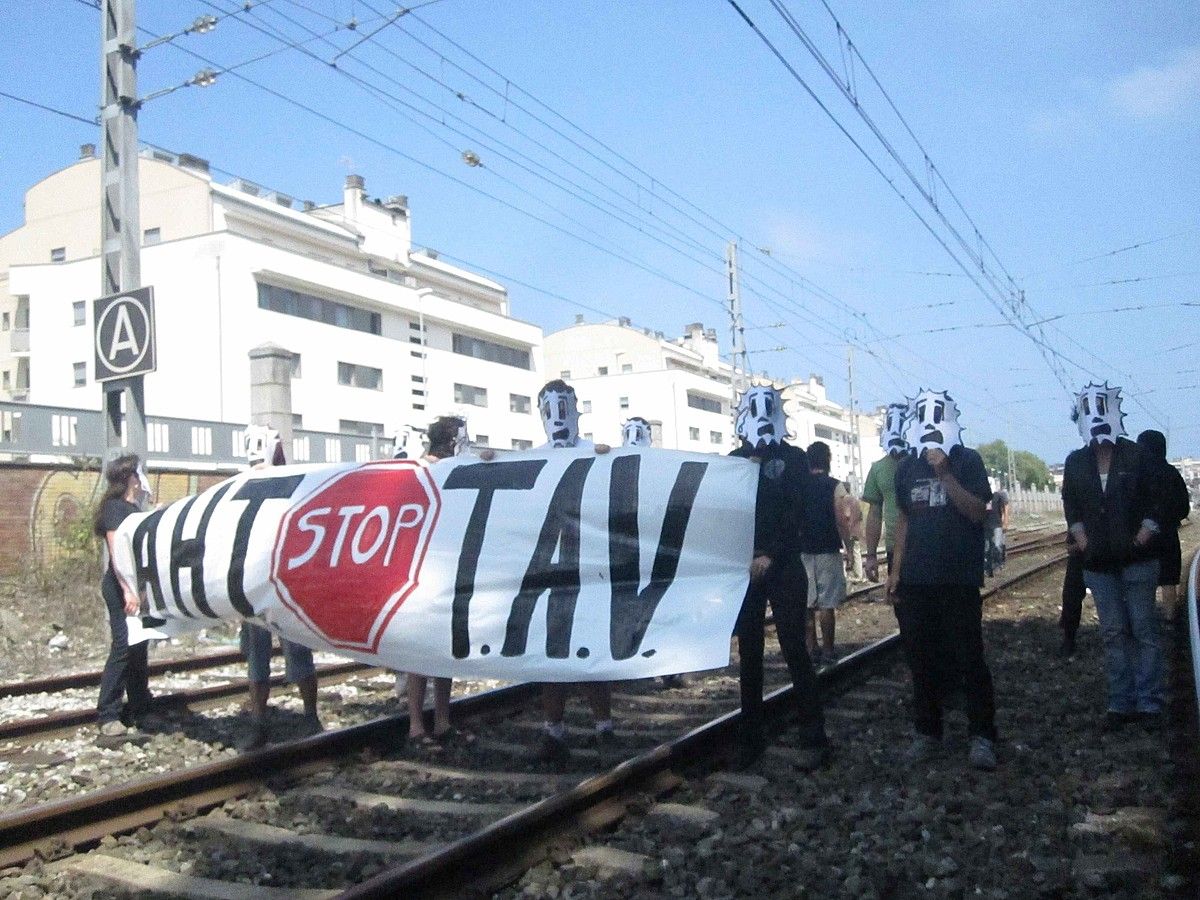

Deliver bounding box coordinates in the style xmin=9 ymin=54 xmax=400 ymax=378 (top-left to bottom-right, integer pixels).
xmin=864 ymin=402 xmax=910 ymax=582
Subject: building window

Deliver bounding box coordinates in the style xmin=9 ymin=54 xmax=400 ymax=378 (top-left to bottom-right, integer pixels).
xmin=191 ymin=426 xmax=213 ymax=456
xmin=412 ymin=389 xmax=425 ymax=397
xmin=710 ymin=431 xmax=722 ymax=444
xmin=454 ymin=383 xmax=488 ymax=407
xmin=325 ymin=438 xmax=343 ymax=462
xmin=1 ymin=313 xmax=8 ymax=330
xmin=293 ymin=436 xmax=311 ymax=461
xmin=143 ymin=227 xmax=161 ymax=245
xmin=451 ymin=333 xmax=531 ymax=370
xmin=413 ymin=403 xmax=425 ymax=411
xmin=598 ymin=366 xmax=608 ymax=375
xmin=257 ymin=282 xmax=381 ymax=335
xmin=72 ymin=301 xmax=85 ymax=326
xmin=338 ymin=361 xmax=383 ymax=390
xmin=621 ymin=363 xmax=632 ymax=373
xmin=51 ymin=414 xmax=78 ymax=447
xmin=510 ymin=393 xmax=531 ymax=414
xmin=72 ymin=362 xmax=86 ymax=387
xmin=1 ymin=371 xmax=9 ymax=390
xmin=410 ymin=321 xmax=422 ymax=331
xmin=619 ymin=396 xmax=629 ymax=410
xmin=512 ymin=438 xmax=533 ymax=450
xmin=50 ymin=247 xmax=66 ymax=263
xmin=581 ymin=400 xmax=592 ymax=413
xmin=475 ymin=434 xmax=490 ymax=446
xmin=0 ymin=410 xmax=17 ymax=443
xmin=339 ymin=419 xmax=385 ymax=437
xmin=292 ymin=414 xmax=303 ymax=428
xmin=689 ymin=427 xmax=700 ymax=441
xmin=412 ymin=374 xmax=425 ymax=383
xmin=148 ymin=422 xmax=170 ymax=453
xmin=290 ymin=354 xmax=302 ymax=379
xmin=410 ymin=336 xmax=423 ymax=345
xmin=411 ymin=350 xmax=425 ymax=359
xmin=560 ymin=370 xmax=571 ymax=378
xmin=814 ymin=425 xmax=835 ymax=440
xmin=355 ymin=443 xmax=372 ymax=463
xmin=584 ymin=432 xmax=593 ymax=441
xmin=687 ymin=392 xmax=723 ymax=414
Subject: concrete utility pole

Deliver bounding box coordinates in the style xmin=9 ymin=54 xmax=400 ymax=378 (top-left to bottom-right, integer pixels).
xmin=726 ymin=240 xmax=749 ymax=413
xmin=846 ymin=345 xmax=861 ymax=493
xmin=249 ymin=344 xmax=295 ymax=454
xmin=100 ymin=0 xmax=146 ymax=457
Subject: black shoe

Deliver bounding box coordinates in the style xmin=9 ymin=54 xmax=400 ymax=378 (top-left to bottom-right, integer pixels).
xmin=1103 ymin=711 xmax=1135 ymax=732
xmin=1060 ymin=635 xmax=1076 ymax=658
xmin=792 ymin=743 xmax=831 ymax=772
xmin=534 ymin=732 xmax=571 ymax=765
xmin=237 ymin=718 xmax=271 ymax=751
xmin=734 ymin=740 xmax=766 ymax=770
xmin=1135 ymin=710 xmax=1163 ymax=731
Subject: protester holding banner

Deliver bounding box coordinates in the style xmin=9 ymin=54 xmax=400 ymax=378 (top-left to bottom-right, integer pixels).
xmin=533 ymin=379 xmax=618 ymax=764
xmin=238 ymin=427 xmax=322 ymax=751
xmin=94 ymin=454 xmax=154 ymax=741
xmin=729 ymin=385 xmax=830 ymax=770
xmin=403 ymin=416 xmax=470 ymax=746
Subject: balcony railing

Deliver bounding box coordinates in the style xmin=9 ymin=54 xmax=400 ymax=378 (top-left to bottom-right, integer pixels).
xmin=9 ymin=328 xmax=29 ymax=353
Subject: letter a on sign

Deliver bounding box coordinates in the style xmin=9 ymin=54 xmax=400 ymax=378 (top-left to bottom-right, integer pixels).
xmin=94 ymin=286 xmax=157 ymax=381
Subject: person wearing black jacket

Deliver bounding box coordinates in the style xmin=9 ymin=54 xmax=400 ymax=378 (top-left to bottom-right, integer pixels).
xmin=1137 ymin=429 xmax=1192 ymax=608
xmin=729 ymin=385 xmax=829 ymax=770
xmin=1061 ymin=383 xmax=1164 ymax=728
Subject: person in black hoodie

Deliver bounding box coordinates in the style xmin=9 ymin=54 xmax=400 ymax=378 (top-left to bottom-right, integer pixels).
xmin=728 ymin=385 xmax=829 ymax=770
xmin=1061 ymin=383 xmax=1164 ymax=728
xmin=1136 ymin=429 xmax=1191 ymax=608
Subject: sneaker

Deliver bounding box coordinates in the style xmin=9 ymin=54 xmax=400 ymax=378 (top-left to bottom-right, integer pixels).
xmin=903 ymin=734 xmax=940 ymax=764
xmin=237 ymin=718 xmax=271 ymax=751
xmin=791 ymin=743 xmax=831 ymax=772
xmin=821 ymin=649 xmax=839 ymax=668
xmin=968 ymin=737 xmax=997 ymax=771
xmin=298 ymin=713 xmax=324 ymax=738
xmin=534 ymin=732 xmax=571 ymax=765
xmin=98 ymin=720 xmax=128 ymax=737
xmin=1060 ymin=636 xmax=1076 ymax=658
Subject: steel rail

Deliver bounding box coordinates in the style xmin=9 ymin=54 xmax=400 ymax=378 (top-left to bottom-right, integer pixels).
xmin=338 ymin=551 xmax=1072 ymax=899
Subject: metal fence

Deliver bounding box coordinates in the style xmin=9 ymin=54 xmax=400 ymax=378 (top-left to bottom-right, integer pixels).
xmin=0 ymin=400 xmax=395 ymax=470
xmin=1006 ymin=484 xmax=1064 ymax=517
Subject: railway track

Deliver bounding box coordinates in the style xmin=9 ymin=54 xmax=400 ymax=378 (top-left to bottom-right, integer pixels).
xmin=0 ymin=544 xmax=1073 ymax=898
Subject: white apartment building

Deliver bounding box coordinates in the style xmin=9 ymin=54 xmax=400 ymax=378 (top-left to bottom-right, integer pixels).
xmin=543 ymin=318 xmax=881 ymax=483
xmin=0 ymin=146 xmax=545 ymax=456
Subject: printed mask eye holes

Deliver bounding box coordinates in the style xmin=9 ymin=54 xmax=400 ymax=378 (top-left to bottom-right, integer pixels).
xmin=933 ymin=401 xmax=944 ymax=425
xmin=1096 ymin=395 xmax=1107 ymax=416
xmin=916 ymin=402 xmax=927 ymax=422
xmin=1081 ymin=396 xmax=1091 ymax=416
xmin=750 ymin=397 xmax=759 ymax=418
xmin=764 ymin=395 xmax=774 ymax=417
xmin=557 ymin=399 xmax=567 ymax=420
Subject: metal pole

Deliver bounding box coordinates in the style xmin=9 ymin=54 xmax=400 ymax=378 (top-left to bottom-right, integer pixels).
xmin=726 ymin=240 xmax=748 ymax=413
xmin=846 ymin=345 xmax=861 ymax=492
xmin=100 ymin=0 xmax=146 ymax=457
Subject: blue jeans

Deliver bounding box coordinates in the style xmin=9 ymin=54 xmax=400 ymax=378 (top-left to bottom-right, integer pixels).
xmin=239 ymin=622 xmax=316 ymax=684
xmin=1083 ymin=560 xmax=1162 ymax=713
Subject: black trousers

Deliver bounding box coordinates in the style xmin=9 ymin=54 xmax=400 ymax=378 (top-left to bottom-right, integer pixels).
xmin=894 ymin=583 xmax=997 ymax=741
xmin=1060 ymin=553 xmax=1086 ymax=640
xmin=97 ymin=570 xmax=151 ymax=723
xmin=736 ymin=558 xmax=827 ymax=749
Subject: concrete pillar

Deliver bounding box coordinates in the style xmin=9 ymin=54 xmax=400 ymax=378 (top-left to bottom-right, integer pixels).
xmin=249 ymin=343 xmax=294 ymax=455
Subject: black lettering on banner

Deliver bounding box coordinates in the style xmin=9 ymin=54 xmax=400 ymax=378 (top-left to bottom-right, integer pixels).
xmin=607 ymin=458 xmax=708 ymax=659
xmin=165 ymin=495 xmax=199 ymax=618
xmin=131 ymin=508 xmax=168 ymax=614
xmin=442 ymin=460 xmax=547 ymax=658
xmin=169 ymin=482 xmax=233 ymax=619
xmin=502 ymin=457 xmax=594 ymax=659
xmin=228 ymin=475 xmax=305 ymax=617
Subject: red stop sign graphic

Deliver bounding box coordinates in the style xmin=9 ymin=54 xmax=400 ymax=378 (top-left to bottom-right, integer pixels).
xmin=270 ymin=461 xmax=440 ymax=652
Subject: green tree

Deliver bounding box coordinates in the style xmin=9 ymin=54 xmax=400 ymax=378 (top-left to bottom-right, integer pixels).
xmin=976 ymin=439 xmax=1054 ymax=490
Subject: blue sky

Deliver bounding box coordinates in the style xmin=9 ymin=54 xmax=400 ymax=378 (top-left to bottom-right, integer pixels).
xmin=2 ymin=0 xmax=1197 ymax=460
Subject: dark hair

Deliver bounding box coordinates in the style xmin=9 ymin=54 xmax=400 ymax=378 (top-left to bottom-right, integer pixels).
xmin=93 ymin=454 xmax=140 ymax=537
xmin=1137 ymin=429 xmax=1167 ymax=460
xmin=537 ymin=379 xmax=575 ymax=404
xmin=807 ymin=440 xmax=831 ymax=471
xmin=426 ymin=416 xmax=465 ymax=459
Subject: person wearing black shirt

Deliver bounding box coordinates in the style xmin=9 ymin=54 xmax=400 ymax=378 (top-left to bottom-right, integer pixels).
xmin=729 ymin=385 xmax=829 ymax=770
xmin=93 ymin=454 xmax=153 ymax=739
xmin=888 ymin=390 xmax=997 ymax=770
xmin=1137 ymin=429 xmax=1191 ymax=608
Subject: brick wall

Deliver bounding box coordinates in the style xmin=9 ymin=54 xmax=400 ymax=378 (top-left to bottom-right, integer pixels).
xmin=0 ymin=463 xmax=227 ymax=576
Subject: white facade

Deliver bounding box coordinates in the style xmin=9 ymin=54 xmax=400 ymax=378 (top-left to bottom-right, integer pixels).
xmin=543 ymin=318 xmax=881 ymax=484
xmin=0 ymin=149 xmax=545 ymax=451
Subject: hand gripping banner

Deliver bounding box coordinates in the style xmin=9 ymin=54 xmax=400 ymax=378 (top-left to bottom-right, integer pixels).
xmin=112 ymin=449 xmax=757 ymax=681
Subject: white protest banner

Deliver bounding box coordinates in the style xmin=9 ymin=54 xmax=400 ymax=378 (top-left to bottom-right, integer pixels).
xmin=114 ymin=448 xmax=757 ymax=681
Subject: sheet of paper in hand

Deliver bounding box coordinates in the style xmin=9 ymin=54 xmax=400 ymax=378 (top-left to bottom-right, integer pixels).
xmin=112 ymin=449 xmax=757 ymax=681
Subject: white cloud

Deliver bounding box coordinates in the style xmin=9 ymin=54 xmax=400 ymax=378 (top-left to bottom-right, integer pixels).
xmin=1107 ymin=46 xmax=1200 ymax=119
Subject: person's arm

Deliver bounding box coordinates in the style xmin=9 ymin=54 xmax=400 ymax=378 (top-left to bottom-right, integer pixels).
xmin=885 ymin=510 xmax=907 ymax=601
xmin=864 ymin=503 xmax=883 ymax=581
xmin=1000 ymin=504 xmax=1010 ymax=529
xmin=834 ymin=483 xmax=855 ymax=543
xmin=105 ymin=530 xmax=142 ymax=615
xmin=927 ymin=449 xmax=988 ymax=524
xmin=1061 ymin=455 xmax=1088 ymax=552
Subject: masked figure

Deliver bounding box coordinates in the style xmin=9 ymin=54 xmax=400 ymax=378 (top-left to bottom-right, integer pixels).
xmin=538 ymin=379 xmax=590 ymax=449
xmin=880 ymin=402 xmax=911 ymax=456
xmin=453 ymin=420 xmax=472 ymax=456
xmin=735 ymin=385 xmax=787 ymax=450
xmin=1072 ymin=382 xmax=1125 ymax=446
xmin=621 ymin=417 xmax=653 ymax=448
xmin=905 ymin=389 xmax=963 ymax=456
xmin=244 ymin=425 xmax=284 ymax=468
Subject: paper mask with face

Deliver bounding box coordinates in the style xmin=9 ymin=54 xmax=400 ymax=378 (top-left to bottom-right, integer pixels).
xmin=1072 ymin=382 xmax=1125 ymax=446
xmin=621 ymin=417 xmax=653 ymax=447
xmin=538 ymin=380 xmax=581 ymax=448
xmin=735 ymin=385 xmax=786 ymax=449
xmin=244 ymin=425 xmax=283 ymax=467
xmin=880 ymin=402 xmax=911 ymax=456
xmin=905 ymin=389 xmax=963 ymax=456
